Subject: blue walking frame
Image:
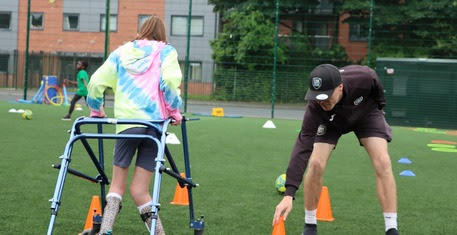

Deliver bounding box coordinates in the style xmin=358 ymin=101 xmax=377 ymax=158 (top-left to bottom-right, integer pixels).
xmin=46 ymin=116 xmax=205 ymax=235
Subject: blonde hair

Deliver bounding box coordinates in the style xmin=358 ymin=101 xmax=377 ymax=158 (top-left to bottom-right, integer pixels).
xmin=136 ymin=15 xmax=167 ymax=42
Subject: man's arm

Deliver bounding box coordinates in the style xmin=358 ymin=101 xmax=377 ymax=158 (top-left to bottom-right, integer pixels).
xmin=284 ymin=104 xmax=319 ymax=198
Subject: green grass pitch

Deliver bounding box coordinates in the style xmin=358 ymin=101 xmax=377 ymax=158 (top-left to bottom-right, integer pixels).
xmin=0 ymin=101 xmax=456 ymax=234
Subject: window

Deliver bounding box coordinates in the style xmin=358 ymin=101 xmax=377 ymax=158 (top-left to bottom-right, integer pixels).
xmin=171 ymin=16 xmax=204 ymax=36
xmin=180 ymin=61 xmax=202 ymax=81
xmin=63 ymin=14 xmax=79 ymax=31
xmin=100 ymin=14 xmax=117 ymax=32
xmin=349 ymin=23 xmax=369 ymax=41
xmin=0 ymin=12 xmax=11 ymax=30
xmin=0 ymin=54 xmax=8 ymax=72
xmin=31 ymin=13 xmax=44 ymax=30
xmin=138 ymin=15 xmax=151 ymax=31
xmin=308 ymin=21 xmax=329 ymax=49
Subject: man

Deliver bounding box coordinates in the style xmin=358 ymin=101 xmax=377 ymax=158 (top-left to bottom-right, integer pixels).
xmin=62 ymin=60 xmax=89 ymax=121
xmin=272 ymin=64 xmax=399 ymax=235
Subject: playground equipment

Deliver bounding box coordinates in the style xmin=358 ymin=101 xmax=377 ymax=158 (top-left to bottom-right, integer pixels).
xmin=47 ymin=117 xmax=205 ymax=235
xmin=18 ymin=75 xmax=66 ymax=106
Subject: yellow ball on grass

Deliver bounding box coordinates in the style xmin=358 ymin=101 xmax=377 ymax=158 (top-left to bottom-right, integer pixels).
xmin=275 ymin=174 xmax=286 ymax=193
xmin=22 ymin=110 xmax=33 ymax=120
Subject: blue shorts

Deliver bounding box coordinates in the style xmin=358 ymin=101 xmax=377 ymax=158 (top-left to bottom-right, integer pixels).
xmin=113 ymin=127 xmax=161 ymax=172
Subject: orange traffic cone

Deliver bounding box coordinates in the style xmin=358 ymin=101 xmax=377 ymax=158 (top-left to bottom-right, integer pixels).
xmin=272 ymin=216 xmax=286 ymax=235
xmin=170 ymin=173 xmax=189 ymax=205
xmin=316 ymin=186 xmax=335 ymax=221
xmin=83 ymin=196 xmax=103 ymax=230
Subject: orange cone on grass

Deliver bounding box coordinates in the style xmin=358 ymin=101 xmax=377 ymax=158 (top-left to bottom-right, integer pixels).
xmin=316 ymin=186 xmax=335 ymax=221
xmin=272 ymin=215 xmax=286 ymax=235
xmin=83 ymin=196 xmax=102 ymax=230
xmin=170 ymin=173 xmax=189 ymax=205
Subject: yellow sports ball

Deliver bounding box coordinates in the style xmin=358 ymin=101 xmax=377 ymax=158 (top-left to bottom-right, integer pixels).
xmin=275 ymin=174 xmax=286 ymax=193
xmin=22 ymin=110 xmax=33 ymax=120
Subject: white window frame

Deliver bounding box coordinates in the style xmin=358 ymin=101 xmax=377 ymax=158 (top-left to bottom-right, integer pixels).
xmin=100 ymin=14 xmax=117 ymax=32
xmin=171 ymin=15 xmax=204 ymax=36
xmin=180 ymin=61 xmax=202 ymax=81
xmin=138 ymin=14 xmax=151 ymax=32
xmin=31 ymin=12 xmax=44 ymax=30
xmin=0 ymin=12 xmax=11 ymax=30
xmin=63 ymin=13 xmax=79 ymax=31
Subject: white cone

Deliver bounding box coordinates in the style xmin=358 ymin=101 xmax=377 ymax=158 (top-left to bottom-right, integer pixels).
xmin=166 ymin=132 xmax=181 ymax=144
xmin=17 ymin=109 xmax=25 ymax=113
xmin=263 ymin=120 xmax=276 ymax=129
xmin=9 ymin=108 xmax=17 ymax=113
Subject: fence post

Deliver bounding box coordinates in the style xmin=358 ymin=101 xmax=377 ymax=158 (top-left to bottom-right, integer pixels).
xmin=271 ymin=0 xmax=280 ymax=119
xmin=183 ymin=0 xmax=193 ymax=113
xmin=24 ymin=0 xmax=31 ymax=99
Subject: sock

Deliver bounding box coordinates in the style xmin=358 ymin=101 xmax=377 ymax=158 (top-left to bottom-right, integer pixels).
xmin=383 ymin=212 xmax=398 ymax=231
xmin=137 ymin=201 xmax=151 ymax=213
xmin=99 ymin=193 xmax=123 ymax=234
xmin=305 ymin=209 xmax=317 ymax=225
xmin=106 ymin=192 xmax=122 ymax=201
xmin=138 ymin=202 xmax=165 ymax=235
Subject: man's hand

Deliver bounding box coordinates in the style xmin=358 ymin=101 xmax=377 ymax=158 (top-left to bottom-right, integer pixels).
xmin=63 ymin=79 xmax=68 ymax=84
xmin=272 ymin=195 xmax=293 ymax=226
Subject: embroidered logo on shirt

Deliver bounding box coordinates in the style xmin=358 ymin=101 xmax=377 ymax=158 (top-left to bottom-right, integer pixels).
xmin=312 ymin=77 xmax=322 ymax=90
xmin=317 ymin=124 xmax=327 ymax=136
xmin=354 ymin=96 xmax=364 ymax=105
xmin=329 ymin=114 xmax=336 ymax=121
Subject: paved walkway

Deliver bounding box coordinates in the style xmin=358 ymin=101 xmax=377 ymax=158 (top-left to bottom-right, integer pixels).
xmin=0 ymin=88 xmax=305 ymax=120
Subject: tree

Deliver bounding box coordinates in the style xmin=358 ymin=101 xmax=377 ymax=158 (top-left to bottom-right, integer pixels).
xmin=340 ymin=0 xmax=457 ymax=60
xmin=211 ymin=9 xmax=286 ymax=70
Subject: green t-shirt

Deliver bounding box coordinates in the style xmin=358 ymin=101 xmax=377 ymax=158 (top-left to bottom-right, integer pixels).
xmin=76 ymin=70 xmax=89 ymax=96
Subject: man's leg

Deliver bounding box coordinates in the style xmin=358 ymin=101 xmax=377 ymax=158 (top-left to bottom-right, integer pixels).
xmin=360 ymin=137 xmax=398 ymax=234
xmin=303 ymin=143 xmax=334 ymax=235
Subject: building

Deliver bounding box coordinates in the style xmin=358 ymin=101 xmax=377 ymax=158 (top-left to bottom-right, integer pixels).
xmin=164 ymin=0 xmax=218 ymax=95
xmin=0 ymin=0 xmax=219 ymax=96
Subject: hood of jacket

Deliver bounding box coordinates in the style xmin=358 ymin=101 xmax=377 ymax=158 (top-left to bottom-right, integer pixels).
xmin=119 ymin=40 xmax=164 ymax=75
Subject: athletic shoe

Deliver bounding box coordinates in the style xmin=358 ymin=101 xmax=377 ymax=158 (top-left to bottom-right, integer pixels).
xmin=302 ymin=223 xmax=317 ymax=235
xmin=61 ymin=115 xmax=71 ymax=121
xmin=386 ymin=228 xmax=399 ymax=235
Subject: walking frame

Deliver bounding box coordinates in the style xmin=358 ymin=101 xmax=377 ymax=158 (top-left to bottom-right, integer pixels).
xmin=47 ymin=116 xmax=205 ymax=235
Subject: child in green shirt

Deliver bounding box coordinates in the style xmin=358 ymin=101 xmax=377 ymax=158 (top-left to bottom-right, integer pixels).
xmin=62 ymin=60 xmax=89 ymax=120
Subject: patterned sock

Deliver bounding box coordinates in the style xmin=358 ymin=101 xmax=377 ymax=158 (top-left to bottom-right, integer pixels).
xmin=139 ymin=203 xmax=165 ymax=235
xmin=99 ymin=193 xmax=122 ymax=234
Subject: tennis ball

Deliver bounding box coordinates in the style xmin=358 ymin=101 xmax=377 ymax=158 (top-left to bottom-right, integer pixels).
xmin=22 ymin=110 xmax=33 ymax=120
xmin=275 ymin=173 xmax=286 ymax=193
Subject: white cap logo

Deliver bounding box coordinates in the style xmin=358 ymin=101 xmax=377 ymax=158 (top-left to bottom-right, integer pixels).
xmin=312 ymin=77 xmax=322 ymax=90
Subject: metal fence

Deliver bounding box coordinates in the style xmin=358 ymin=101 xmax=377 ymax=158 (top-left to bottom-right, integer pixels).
xmin=1 ymin=0 xmax=456 ymax=124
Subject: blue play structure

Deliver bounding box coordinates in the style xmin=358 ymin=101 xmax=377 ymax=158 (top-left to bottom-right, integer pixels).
xmin=18 ymin=76 xmax=60 ymax=104
xmin=47 ymin=117 xmax=205 ymax=235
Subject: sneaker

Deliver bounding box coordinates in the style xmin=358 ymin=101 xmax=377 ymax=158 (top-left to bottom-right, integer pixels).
xmin=386 ymin=228 xmax=399 ymax=235
xmin=302 ymin=223 xmax=317 ymax=235
xmin=61 ymin=115 xmax=71 ymax=121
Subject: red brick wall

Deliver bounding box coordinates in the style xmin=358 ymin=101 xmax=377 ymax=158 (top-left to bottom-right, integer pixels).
xmin=338 ymin=13 xmax=368 ymax=62
xmin=17 ymin=0 xmax=165 ymax=54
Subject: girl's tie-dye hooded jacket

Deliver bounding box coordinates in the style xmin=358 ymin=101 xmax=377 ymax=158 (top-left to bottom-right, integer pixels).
xmin=87 ymin=40 xmax=182 ymax=133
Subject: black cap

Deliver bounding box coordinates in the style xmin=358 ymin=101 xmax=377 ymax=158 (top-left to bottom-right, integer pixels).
xmin=305 ymin=64 xmax=341 ymax=101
